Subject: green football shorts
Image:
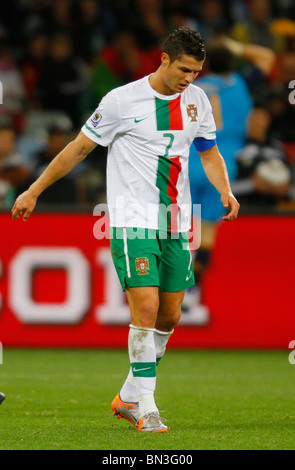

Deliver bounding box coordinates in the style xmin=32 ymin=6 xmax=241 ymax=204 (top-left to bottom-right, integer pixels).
xmin=110 ymin=227 xmax=195 ymax=292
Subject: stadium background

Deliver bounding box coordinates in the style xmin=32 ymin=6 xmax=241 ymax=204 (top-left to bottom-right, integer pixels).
xmin=0 ymin=0 xmax=295 ymax=350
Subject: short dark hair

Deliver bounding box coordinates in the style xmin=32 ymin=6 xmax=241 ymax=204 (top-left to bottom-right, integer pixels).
xmin=163 ymin=27 xmax=206 ymax=63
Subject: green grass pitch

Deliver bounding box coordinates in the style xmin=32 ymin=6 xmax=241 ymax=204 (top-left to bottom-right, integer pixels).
xmin=0 ymin=348 xmax=294 ymax=450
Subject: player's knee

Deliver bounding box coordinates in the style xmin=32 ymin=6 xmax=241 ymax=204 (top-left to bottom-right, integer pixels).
xmin=132 ymin=300 xmax=159 ymax=328
xmin=157 ymin=307 xmax=182 ymax=331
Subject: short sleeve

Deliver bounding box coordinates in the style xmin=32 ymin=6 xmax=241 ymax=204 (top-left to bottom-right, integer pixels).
xmin=195 ymin=88 xmax=216 ymax=141
xmin=81 ymin=90 xmax=121 ymax=146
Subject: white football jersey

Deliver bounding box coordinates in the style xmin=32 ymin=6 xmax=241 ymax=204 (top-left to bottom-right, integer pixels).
xmin=82 ymin=75 xmax=216 ymax=232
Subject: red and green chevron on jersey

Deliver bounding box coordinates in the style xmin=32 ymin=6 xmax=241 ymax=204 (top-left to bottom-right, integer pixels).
xmin=155 ymin=95 xmax=183 ymax=131
xmin=156 ymin=154 xmax=181 ymax=232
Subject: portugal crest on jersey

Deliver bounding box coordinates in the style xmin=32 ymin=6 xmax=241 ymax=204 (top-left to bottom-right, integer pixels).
xmin=135 ymin=257 xmax=150 ymax=275
xmin=187 ymin=104 xmax=198 ymax=122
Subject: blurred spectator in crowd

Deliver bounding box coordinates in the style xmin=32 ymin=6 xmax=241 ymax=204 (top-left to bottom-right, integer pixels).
xmin=231 ymin=0 xmax=281 ymax=50
xmin=45 ymin=0 xmax=75 ymax=38
xmin=229 ymin=0 xmax=250 ymax=23
xmin=81 ymin=30 xmax=160 ymax=117
xmin=267 ymin=20 xmax=295 ymax=168
xmin=18 ymin=2 xmax=52 ymax=50
xmin=0 ymin=125 xmax=32 ymax=208
xmin=268 ymin=19 xmax=295 ymax=84
xmin=218 ymin=35 xmax=276 ymax=95
xmin=270 ymin=90 xmax=295 ymax=172
xmin=192 ymin=0 xmax=231 ymax=43
xmin=128 ymin=0 xmax=168 ymax=50
xmin=0 ymin=44 xmax=27 ymax=131
xmin=272 ymin=0 xmax=295 ymax=19
xmin=0 ymin=0 xmax=27 ymax=51
xmin=162 ymin=0 xmax=192 ymax=30
xmin=31 ymin=125 xmax=79 ymax=205
xmin=269 ymin=72 xmax=295 ymax=153
xmin=31 ymin=125 xmax=105 ymax=205
xmin=231 ymin=104 xmax=292 ymax=208
xmin=37 ymin=33 xmax=89 ymax=127
xmin=72 ymin=0 xmax=107 ymax=62
xmin=81 ymin=27 xmax=162 ymax=121
xmin=97 ymin=30 xmax=159 ymax=84
xmin=21 ymin=33 xmax=49 ymax=108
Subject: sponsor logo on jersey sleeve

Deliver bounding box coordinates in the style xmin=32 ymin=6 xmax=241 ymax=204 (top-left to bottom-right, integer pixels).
xmin=90 ymin=111 xmax=102 ymax=127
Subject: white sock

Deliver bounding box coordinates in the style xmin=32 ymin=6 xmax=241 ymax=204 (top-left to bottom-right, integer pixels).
xmin=128 ymin=324 xmax=158 ymax=419
xmin=120 ymin=328 xmax=174 ymax=403
xmin=154 ymin=328 xmax=174 ymax=366
xmin=119 ymin=367 xmax=137 ymax=403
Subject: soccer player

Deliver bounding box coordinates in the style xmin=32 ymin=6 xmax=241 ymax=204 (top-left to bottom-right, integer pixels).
xmin=12 ymin=27 xmax=240 ymax=433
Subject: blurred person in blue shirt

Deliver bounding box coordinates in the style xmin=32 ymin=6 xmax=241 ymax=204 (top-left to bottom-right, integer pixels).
xmin=186 ymin=43 xmax=252 ymax=311
xmin=186 ymin=37 xmax=275 ymax=311
xmin=190 ymin=44 xmax=252 ymax=221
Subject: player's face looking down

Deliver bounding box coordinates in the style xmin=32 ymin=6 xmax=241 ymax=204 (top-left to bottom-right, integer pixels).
xmin=161 ymin=53 xmax=204 ymax=95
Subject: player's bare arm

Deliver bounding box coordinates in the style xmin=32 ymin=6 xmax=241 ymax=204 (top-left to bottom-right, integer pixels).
xmin=12 ymin=132 xmax=97 ymax=221
xmin=218 ymin=37 xmax=276 ymax=76
xmin=198 ymin=144 xmax=240 ymax=221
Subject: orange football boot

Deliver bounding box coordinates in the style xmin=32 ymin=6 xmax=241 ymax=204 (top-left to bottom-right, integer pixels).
xmin=111 ymin=393 xmax=138 ymax=428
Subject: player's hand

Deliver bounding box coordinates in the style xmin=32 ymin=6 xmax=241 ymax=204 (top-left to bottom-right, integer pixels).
xmin=221 ymin=191 xmax=240 ymax=221
xmin=11 ymin=190 xmax=37 ymax=221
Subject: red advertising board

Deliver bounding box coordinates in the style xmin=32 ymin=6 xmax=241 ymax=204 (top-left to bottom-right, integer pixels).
xmin=0 ymin=212 xmax=294 ymax=348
